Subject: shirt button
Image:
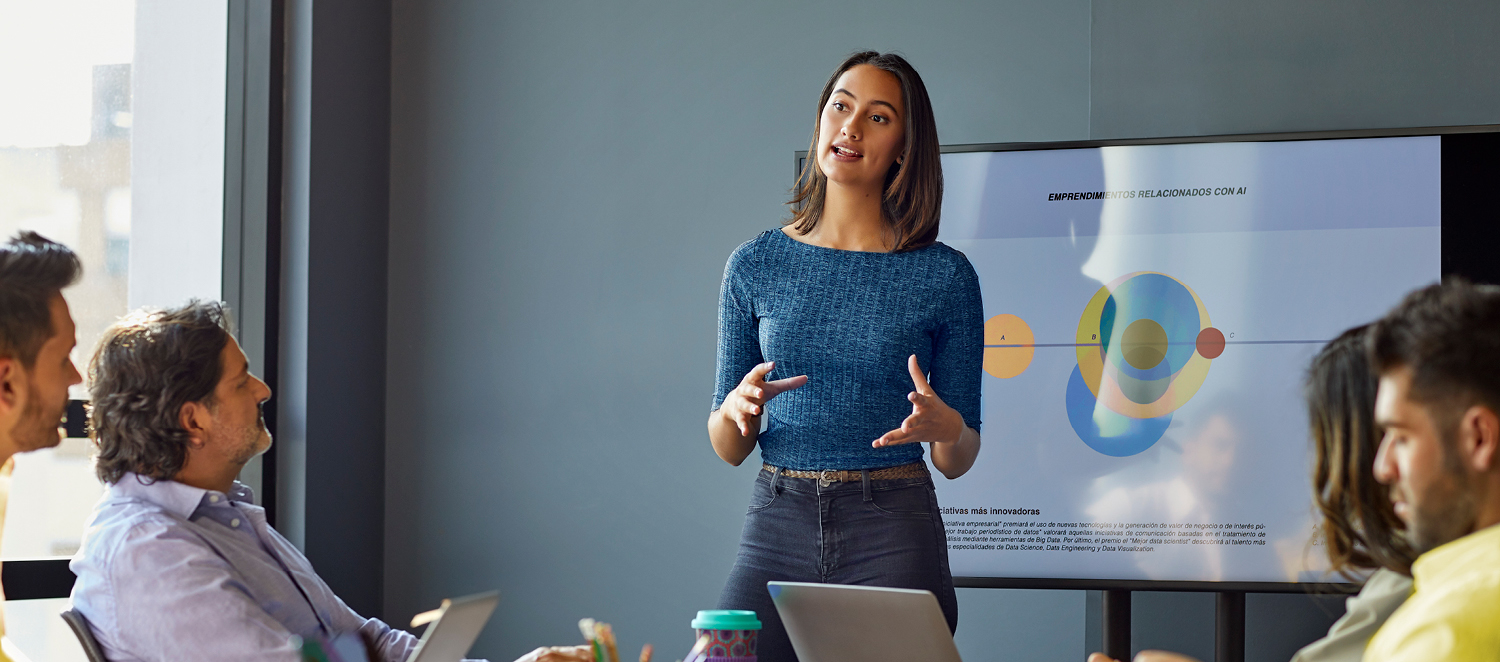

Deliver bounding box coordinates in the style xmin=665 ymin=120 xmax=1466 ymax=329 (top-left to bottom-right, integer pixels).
xmin=230 ymin=518 xmax=241 ymax=528
xmin=209 ymin=495 xmax=220 ymax=503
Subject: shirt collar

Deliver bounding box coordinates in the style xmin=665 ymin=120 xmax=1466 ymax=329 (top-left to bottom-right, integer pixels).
xmin=109 ymin=473 xmax=256 ymax=518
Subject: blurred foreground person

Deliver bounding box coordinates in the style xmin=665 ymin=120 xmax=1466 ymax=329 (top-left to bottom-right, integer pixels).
xmin=68 ymin=300 xmax=589 ymax=662
xmin=0 ymin=232 xmax=82 ymax=661
xmin=1087 ymin=324 xmax=1417 ymax=662
xmin=1363 ymin=280 xmax=1500 ymax=661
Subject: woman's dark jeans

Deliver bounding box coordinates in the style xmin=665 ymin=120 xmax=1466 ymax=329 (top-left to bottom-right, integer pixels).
xmin=716 ymin=467 xmax=958 ymax=662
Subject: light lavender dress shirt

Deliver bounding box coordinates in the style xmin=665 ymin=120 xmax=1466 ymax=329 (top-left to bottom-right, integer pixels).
xmin=68 ymin=474 xmax=424 ymax=662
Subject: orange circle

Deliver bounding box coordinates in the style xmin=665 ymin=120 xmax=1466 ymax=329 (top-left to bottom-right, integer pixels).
xmin=984 ymin=314 xmax=1035 ymax=379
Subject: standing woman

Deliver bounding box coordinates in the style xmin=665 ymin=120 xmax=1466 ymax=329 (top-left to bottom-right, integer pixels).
xmin=708 ymin=52 xmax=983 ymax=661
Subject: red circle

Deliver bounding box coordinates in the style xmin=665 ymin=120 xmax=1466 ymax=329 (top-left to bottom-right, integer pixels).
xmin=1196 ymin=327 xmax=1226 ymax=359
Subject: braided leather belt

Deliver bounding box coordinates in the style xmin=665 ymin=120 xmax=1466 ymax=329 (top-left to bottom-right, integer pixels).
xmin=763 ymin=462 xmax=929 ymax=485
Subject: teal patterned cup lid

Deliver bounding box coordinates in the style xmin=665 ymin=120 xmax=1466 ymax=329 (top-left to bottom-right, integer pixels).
xmin=691 ymin=610 xmax=762 ymax=630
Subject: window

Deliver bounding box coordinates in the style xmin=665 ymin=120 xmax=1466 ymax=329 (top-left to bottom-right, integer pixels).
xmin=0 ymin=0 xmax=137 ymax=563
xmin=0 ymin=0 xmax=280 ymax=658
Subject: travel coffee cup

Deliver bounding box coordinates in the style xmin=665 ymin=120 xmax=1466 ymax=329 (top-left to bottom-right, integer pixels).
xmin=690 ymin=610 xmax=762 ymax=662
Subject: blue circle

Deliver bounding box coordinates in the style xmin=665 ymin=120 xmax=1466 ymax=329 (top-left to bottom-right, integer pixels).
xmin=1065 ymin=364 xmax=1171 ymax=457
xmin=1099 ymin=273 xmax=1201 ymax=382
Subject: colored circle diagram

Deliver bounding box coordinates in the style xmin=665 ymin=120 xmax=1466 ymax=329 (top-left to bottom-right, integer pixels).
xmin=1067 ymin=272 xmax=1221 ymax=457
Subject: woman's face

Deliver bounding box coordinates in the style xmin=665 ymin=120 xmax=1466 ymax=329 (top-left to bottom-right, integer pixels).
xmin=815 ymin=64 xmax=906 ymax=190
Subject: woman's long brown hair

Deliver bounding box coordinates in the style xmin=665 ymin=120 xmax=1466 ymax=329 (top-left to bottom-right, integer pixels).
xmin=1307 ymin=325 xmax=1416 ymax=578
xmin=786 ymin=51 xmax=943 ymax=252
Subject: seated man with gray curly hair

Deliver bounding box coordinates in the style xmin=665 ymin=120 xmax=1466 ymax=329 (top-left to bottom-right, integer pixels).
xmin=68 ymin=300 xmax=588 ymax=662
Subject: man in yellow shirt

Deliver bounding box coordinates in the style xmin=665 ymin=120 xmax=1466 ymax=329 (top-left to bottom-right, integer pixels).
xmin=1365 ymin=280 xmax=1500 ymax=662
xmin=0 ymin=232 xmax=83 ymax=660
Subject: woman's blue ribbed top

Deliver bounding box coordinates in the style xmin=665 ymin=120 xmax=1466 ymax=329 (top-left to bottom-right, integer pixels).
xmin=712 ymin=228 xmax=984 ymax=471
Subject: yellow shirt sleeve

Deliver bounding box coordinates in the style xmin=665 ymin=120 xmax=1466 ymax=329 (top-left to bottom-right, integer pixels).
xmin=1376 ymin=618 xmax=1481 ymax=661
xmin=1367 ymin=577 xmax=1500 ymax=661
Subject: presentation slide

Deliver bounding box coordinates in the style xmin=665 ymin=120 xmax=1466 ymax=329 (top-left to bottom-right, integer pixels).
xmin=933 ymin=136 xmax=1440 ymax=583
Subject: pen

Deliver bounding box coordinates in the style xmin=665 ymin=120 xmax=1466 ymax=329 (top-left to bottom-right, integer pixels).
xmin=684 ymin=635 xmax=710 ymax=662
xmin=579 ymin=618 xmax=602 ymax=662
xmin=601 ymin=623 xmax=621 ymax=662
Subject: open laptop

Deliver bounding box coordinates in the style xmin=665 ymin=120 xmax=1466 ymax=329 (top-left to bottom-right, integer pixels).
xmin=767 ymin=582 xmax=962 ymax=662
xmin=406 ymin=590 xmax=501 ymax=662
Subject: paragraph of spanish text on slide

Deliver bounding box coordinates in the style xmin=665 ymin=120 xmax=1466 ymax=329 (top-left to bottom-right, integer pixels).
xmin=943 ymin=515 xmax=1267 ymax=553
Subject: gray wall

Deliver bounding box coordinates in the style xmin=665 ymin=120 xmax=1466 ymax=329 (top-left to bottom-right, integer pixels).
xmin=280 ymin=0 xmax=391 ymax=617
xmin=386 ymin=2 xmax=1089 ymax=660
xmin=1091 ymin=0 xmax=1500 ymax=139
xmin=382 ymin=2 xmax=1500 ymax=661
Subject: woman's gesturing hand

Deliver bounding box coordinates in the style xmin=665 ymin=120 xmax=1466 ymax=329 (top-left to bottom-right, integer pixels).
xmin=873 ymin=355 xmax=966 ymax=448
xmin=721 ymin=361 xmax=809 ymax=436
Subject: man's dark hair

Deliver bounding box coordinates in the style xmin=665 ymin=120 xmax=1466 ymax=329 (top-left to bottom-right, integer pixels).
xmin=0 ymin=232 xmax=82 ymax=367
xmin=89 ymin=300 xmax=233 ymax=484
xmin=1369 ymin=278 xmax=1500 ymax=425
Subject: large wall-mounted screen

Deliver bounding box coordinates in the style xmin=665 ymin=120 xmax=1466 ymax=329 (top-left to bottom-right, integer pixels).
xmin=932 ymin=135 xmax=1441 ymax=586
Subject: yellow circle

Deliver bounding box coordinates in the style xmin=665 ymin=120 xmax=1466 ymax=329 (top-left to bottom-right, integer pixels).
xmin=984 ymin=314 xmax=1034 ymax=379
xmin=1120 ymin=318 xmax=1169 ymax=370
xmin=1075 ymin=285 xmax=1112 ymax=397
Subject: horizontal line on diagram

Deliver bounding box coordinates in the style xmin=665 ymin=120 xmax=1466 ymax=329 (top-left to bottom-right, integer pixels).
xmin=984 ymin=340 xmax=1329 ymax=348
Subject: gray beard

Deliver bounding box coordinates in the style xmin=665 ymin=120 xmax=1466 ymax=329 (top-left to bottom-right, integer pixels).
xmin=226 ymin=418 xmax=271 ymax=465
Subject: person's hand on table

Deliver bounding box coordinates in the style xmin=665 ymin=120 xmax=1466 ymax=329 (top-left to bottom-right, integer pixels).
xmin=513 ymin=645 xmax=593 ymax=662
xmin=873 ymin=355 xmax=965 ymax=448
xmin=720 ymin=361 xmax=808 ymax=436
xmin=1088 ymin=652 xmax=1203 ymax=662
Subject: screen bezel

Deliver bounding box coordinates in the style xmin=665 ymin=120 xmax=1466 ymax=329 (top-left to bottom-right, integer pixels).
xmin=794 ymin=124 xmax=1500 ymax=593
